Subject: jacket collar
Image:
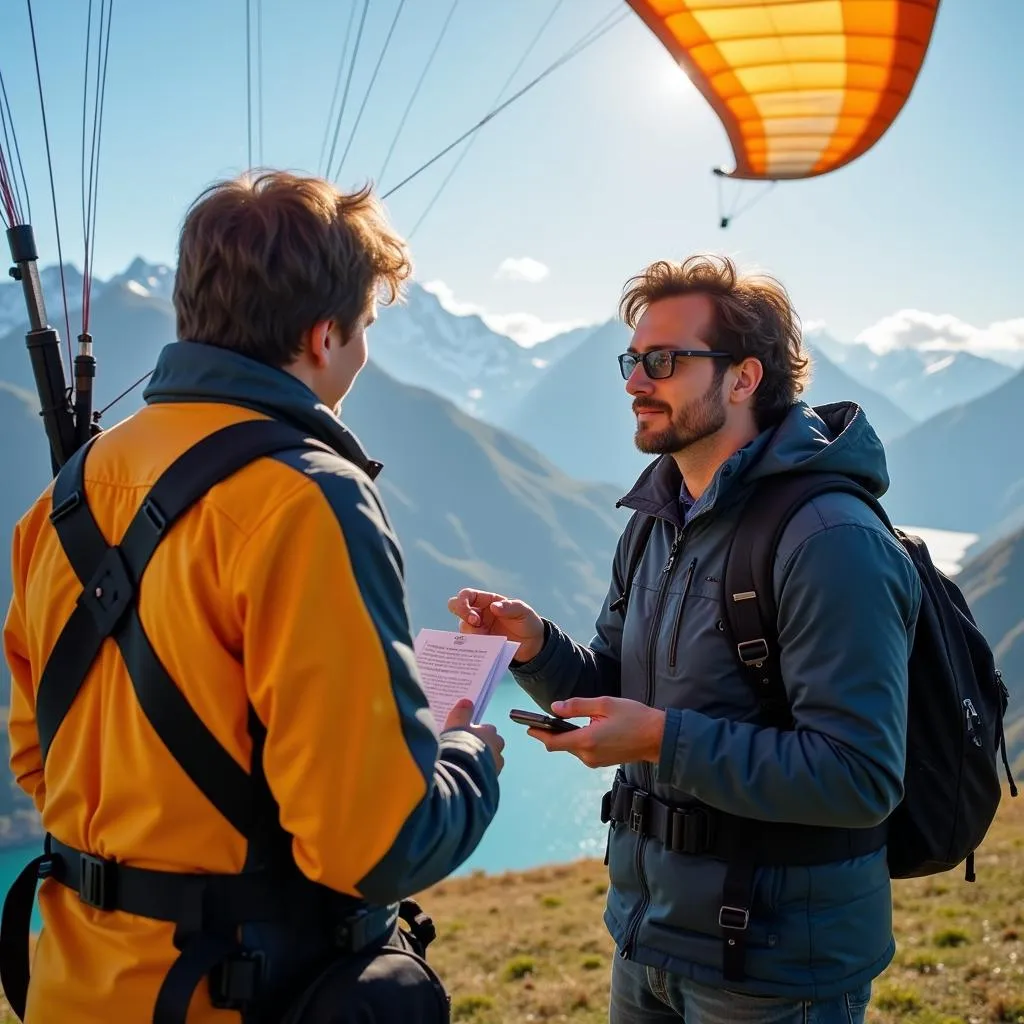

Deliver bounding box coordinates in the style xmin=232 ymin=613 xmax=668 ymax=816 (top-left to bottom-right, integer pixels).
xmin=615 ymin=400 xmax=888 ymax=529
xmin=142 ymin=341 xmax=383 ymax=479
xmin=616 ymin=431 xmax=773 ymax=529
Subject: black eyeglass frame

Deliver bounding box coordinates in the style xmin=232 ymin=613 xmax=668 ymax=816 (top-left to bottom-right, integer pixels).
xmin=617 ymin=349 xmax=734 ymax=381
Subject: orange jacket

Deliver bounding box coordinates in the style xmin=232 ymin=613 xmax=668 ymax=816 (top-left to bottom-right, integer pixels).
xmin=3 ymin=342 xmax=499 ymax=1022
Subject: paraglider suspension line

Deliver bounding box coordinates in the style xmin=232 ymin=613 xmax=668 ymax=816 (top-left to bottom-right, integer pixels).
xmin=333 ymin=0 xmax=409 ymax=184
xmin=25 ymin=0 xmax=74 ymax=378
xmin=0 ymin=68 xmax=31 ymax=228
xmin=81 ymin=0 xmax=114 ymax=337
xmin=376 ymin=0 xmax=461 ymax=187
xmin=95 ymin=368 xmax=154 ymax=422
xmin=323 ymin=0 xmax=370 ymax=182
xmin=382 ymin=5 xmax=629 ymax=202
xmin=405 ymin=0 xmax=569 ymax=239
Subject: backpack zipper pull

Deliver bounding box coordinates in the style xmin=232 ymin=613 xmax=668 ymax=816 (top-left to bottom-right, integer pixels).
xmin=963 ymin=698 xmax=983 ymax=748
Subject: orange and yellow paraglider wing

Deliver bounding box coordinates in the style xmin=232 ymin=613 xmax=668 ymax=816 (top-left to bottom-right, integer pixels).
xmin=627 ymin=0 xmax=940 ymax=180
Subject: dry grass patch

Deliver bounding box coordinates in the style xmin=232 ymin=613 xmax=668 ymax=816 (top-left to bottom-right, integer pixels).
xmin=418 ymin=790 xmax=1023 ymax=1024
xmin=0 ymin=792 xmax=1018 ymax=1023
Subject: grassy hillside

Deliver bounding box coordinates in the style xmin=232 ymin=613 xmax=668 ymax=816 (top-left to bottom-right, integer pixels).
xmin=0 ymin=801 xmax=1018 ymax=1021
xmin=416 ymin=791 xmax=1023 ymax=1024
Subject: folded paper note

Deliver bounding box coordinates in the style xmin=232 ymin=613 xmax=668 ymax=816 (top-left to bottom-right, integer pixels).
xmin=413 ymin=628 xmax=520 ymax=726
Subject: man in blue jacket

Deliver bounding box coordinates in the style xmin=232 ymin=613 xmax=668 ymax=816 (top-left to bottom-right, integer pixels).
xmin=448 ymin=254 xmax=921 ymax=1024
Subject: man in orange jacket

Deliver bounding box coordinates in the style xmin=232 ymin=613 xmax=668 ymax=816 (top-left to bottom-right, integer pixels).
xmin=2 ymin=171 xmax=504 ymax=1023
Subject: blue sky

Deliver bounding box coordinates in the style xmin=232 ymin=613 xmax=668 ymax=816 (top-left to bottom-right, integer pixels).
xmin=2 ymin=0 xmax=1022 ymax=355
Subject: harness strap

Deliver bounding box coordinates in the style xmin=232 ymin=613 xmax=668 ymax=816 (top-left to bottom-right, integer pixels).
xmin=39 ymin=420 xmax=334 ymax=837
xmin=1 ymin=419 xmax=370 ymax=1023
xmin=0 ymin=854 xmax=50 ymax=1021
xmin=603 ymin=775 xmax=887 ymax=865
xmin=602 ymin=774 xmax=887 ymax=983
xmin=0 ymin=836 xmax=396 ymax=1022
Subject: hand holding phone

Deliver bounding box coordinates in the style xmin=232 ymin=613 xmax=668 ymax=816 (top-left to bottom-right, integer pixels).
xmin=508 ymin=708 xmax=580 ymax=733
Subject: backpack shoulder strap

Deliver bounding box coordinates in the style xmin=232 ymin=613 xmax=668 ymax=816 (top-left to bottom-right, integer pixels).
xmin=723 ymin=472 xmax=886 ymax=727
xmin=39 ymin=417 xmax=329 ymax=836
xmin=609 ymin=511 xmax=658 ymax=614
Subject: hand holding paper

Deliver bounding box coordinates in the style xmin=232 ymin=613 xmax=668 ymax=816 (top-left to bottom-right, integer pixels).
xmin=413 ymin=628 xmax=520 ymax=726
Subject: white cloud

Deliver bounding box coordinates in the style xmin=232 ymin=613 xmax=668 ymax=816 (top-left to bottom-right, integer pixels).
xmin=494 ymin=256 xmax=549 ymax=283
xmin=421 ymin=279 xmax=594 ymax=347
xmin=854 ymin=310 xmax=1024 ymax=367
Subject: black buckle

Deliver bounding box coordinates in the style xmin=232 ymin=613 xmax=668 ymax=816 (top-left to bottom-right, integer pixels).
xmin=141 ymin=498 xmax=168 ymax=533
xmin=79 ymin=853 xmax=116 ymax=910
xmin=718 ymin=905 xmax=750 ymax=931
xmin=736 ymin=639 xmax=769 ymax=667
xmin=400 ymin=898 xmax=437 ymax=951
xmin=600 ymin=789 xmax=612 ymax=824
xmin=335 ymin=907 xmax=380 ymax=953
xmin=49 ymin=490 xmax=82 ymax=524
xmin=629 ymin=791 xmax=647 ymax=833
xmin=209 ymin=950 xmax=264 ymax=1010
xmin=669 ymin=808 xmax=713 ymax=855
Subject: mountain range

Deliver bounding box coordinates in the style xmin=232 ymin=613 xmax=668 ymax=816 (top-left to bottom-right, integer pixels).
xmin=486 ymin=316 xmax=921 ymax=489
xmin=806 ymin=328 xmax=1017 ymax=422
xmin=879 ymin=367 xmax=1024 ymax=541
xmin=0 ymin=272 xmax=626 ymax=647
xmin=0 ymin=258 xmax=1021 ymax=777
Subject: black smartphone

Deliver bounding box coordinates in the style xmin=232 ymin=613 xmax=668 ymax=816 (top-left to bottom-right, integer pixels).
xmin=509 ymin=708 xmax=580 ymax=733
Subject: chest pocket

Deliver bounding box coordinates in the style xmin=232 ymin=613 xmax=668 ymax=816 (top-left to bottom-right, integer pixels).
xmin=666 ymin=571 xmax=766 ymax=719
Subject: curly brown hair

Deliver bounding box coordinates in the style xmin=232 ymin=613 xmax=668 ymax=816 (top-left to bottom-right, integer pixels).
xmin=173 ymin=171 xmax=411 ymax=365
xmin=619 ymin=254 xmax=812 ymax=428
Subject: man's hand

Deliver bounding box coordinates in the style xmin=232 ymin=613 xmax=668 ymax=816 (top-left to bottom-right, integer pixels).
xmin=444 ymin=698 xmax=506 ymax=774
xmin=526 ymin=697 xmax=666 ymax=769
xmin=446 ymin=588 xmax=545 ymax=664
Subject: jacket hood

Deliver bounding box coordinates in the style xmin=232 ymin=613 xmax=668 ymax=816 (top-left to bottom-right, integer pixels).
xmin=619 ymin=400 xmax=890 ymax=519
xmin=142 ymin=341 xmax=382 ymax=478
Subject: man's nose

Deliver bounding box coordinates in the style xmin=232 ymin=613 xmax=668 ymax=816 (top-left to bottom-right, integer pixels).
xmin=625 ymin=364 xmax=653 ymax=396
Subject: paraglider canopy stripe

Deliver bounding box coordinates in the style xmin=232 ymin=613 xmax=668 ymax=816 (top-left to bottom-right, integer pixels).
xmin=627 ymin=0 xmax=940 ymax=180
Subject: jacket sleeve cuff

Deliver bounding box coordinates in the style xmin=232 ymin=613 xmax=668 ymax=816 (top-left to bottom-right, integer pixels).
xmin=439 ymin=727 xmax=496 ymax=778
xmin=657 ymin=707 xmax=685 ymax=786
xmin=508 ymin=618 xmax=561 ymax=679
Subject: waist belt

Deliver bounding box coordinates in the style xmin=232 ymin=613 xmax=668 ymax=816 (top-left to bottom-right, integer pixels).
xmin=601 ymin=774 xmax=888 ymax=865
xmin=600 ymin=773 xmax=888 ymax=987
xmin=0 ymin=835 xmax=395 ymax=1024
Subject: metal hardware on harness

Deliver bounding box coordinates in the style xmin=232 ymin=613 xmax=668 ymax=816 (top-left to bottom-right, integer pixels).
xmin=80 ymin=547 xmax=134 ymax=635
xmin=736 ymin=639 xmax=769 ymax=667
xmin=718 ymin=905 xmax=750 ymax=931
xmin=629 ymin=791 xmax=647 ymax=833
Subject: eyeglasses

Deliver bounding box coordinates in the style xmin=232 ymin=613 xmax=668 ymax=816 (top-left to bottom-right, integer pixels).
xmin=617 ymin=349 xmax=733 ymax=381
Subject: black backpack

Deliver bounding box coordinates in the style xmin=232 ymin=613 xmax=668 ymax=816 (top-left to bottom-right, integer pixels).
xmin=617 ymin=470 xmax=1019 ymax=882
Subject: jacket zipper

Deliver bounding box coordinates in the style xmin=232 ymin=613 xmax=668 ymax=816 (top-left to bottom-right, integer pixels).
xmin=668 ymin=559 xmax=697 ymax=669
xmin=620 ymin=525 xmax=683 ymax=959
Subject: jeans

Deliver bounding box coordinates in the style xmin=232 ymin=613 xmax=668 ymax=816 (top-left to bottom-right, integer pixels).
xmin=609 ymin=954 xmax=873 ymax=1024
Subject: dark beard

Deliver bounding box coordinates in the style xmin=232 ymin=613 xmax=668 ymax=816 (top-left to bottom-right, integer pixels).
xmin=633 ymin=376 xmax=726 ymax=455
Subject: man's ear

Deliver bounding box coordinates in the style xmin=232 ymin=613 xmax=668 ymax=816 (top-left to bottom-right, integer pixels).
xmin=728 ymin=356 xmax=763 ymax=405
xmin=306 ymin=319 xmax=334 ymax=368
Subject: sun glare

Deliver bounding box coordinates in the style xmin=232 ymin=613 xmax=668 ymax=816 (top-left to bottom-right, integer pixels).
xmin=656 ymin=60 xmax=700 ymax=103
